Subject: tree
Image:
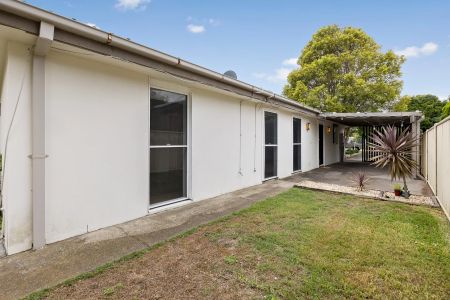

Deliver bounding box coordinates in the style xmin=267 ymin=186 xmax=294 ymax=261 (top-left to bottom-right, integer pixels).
xmin=283 ymin=25 xmax=404 ymax=112
xmin=407 ymin=95 xmax=446 ymax=131
xmin=441 ymin=99 xmax=450 ymax=120
xmin=391 ymin=95 xmax=411 ymax=112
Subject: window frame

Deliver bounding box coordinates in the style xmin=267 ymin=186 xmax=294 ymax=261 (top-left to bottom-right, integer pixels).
xmin=148 ymin=86 xmax=191 ymax=209
xmin=263 ymin=110 xmax=278 ymax=180
xmin=293 ymin=117 xmax=302 ymax=172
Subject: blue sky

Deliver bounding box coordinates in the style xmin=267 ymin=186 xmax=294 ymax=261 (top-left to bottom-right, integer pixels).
xmin=29 ymin=0 xmax=450 ymax=100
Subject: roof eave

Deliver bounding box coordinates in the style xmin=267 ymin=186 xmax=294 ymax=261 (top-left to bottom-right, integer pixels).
xmin=0 ymin=0 xmax=320 ymax=115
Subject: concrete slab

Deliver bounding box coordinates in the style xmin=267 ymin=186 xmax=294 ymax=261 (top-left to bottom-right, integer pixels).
xmin=285 ymin=162 xmax=433 ymax=197
xmin=0 ymin=180 xmax=293 ymax=300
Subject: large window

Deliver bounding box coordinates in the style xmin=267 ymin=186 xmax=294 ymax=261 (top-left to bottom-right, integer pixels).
xmin=149 ymin=88 xmax=187 ymax=206
xmin=293 ymin=118 xmax=302 ymax=172
xmin=264 ymin=111 xmax=277 ymax=179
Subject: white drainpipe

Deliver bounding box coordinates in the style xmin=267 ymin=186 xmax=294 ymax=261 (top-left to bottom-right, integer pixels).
xmin=31 ymin=21 xmax=54 ymax=250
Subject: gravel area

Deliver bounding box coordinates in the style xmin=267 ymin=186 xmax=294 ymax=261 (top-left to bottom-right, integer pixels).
xmin=296 ymin=180 xmax=438 ymax=207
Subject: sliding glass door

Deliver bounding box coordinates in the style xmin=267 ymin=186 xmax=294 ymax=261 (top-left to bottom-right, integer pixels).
xmin=149 ymin=88 xmax=187 ymax=206
xmin=293 ymin=118 xmax=302 ymax=172
xmin=264 ymin=111 xmax=278 ymax=179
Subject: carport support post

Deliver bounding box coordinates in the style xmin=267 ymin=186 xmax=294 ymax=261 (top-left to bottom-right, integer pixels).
xmin=32 ymin=21 xmax=54 ymax=250
xmin=410 ymin=115 xmax=421 ymax=179
xmin=339 ymin=129 xmax=345 ymax=163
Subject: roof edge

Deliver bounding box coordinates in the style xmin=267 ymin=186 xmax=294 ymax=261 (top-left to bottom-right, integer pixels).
xmin=0 ymin=0 xmax=320 ymax=115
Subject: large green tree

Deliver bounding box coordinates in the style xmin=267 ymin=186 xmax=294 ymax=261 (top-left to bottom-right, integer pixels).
xmin=391 ymin=95 xmax=411 ymax=112
xmin=407 ymin=95 xmax=446 ymax=131
xmin=283 ymin=25 xmax=404 ymax=112
xmin=441 ymin=98 xmax=450 ymax=120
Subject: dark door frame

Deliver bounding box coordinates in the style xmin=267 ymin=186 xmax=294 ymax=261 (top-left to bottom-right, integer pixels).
xmin=319 ymin=124 xmax=324 ymax=166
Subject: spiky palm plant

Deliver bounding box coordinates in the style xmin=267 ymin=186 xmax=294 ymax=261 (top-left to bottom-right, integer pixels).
xmin=370 ymin=125 xmax=418 ymax=198
xmin=351 ymin=171 xmax=370 ymax=191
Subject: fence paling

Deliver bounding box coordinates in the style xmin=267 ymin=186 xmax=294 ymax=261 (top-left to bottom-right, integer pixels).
xmin=421 ymin=116 xmax=450 ymax=222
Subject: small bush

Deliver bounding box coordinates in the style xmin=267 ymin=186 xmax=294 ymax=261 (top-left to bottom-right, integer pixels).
xmin=345 ymin=148 xmax=359 ymax=155
xmin=352 ymin=172 xmax=370 ymax=191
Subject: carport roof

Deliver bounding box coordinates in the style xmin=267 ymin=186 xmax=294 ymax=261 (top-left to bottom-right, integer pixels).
xmin=320 ymin=112 xmax=423 ymax=126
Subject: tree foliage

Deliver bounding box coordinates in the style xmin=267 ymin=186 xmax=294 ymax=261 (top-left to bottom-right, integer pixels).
xmin=407 ymin=95 xmax=446 ymax=131
xmin=283 ymin=25 xmax=404 ymax=112
xmin=391 ymin=95 xmax=411 ymax=112
xmin=441 ymin=100 xmax=450 ymax=120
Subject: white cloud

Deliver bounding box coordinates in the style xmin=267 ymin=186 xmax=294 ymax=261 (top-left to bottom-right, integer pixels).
xmin=187 ymin=24 xmax=205 ymax=34
xmin=253 ymin=57 xmax=300 ymax=83
xmin=115 ymin=0 xmax=150 ymax=11
xmin=253 ymin=68 xmax=292 ymax=83
xmin=395 ymin=42 xmax=438 ymax=58
xmin=270 ymin=68 xmax=291 ymax=82
xmin=185 ymin=17 xmax=219 ymax=34
xmin=282 ymin=57 xmax=298 ymax=66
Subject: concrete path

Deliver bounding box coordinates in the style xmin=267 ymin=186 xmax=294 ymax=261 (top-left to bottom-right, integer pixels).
xmin=0 ymin=180 xmax=293 ymax=300
xmin=345 ymin=151 xmax=362 ymax=162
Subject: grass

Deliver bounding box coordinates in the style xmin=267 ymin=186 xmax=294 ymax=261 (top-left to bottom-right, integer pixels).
xmin=25 ymin=188 xmax=450 ymax=299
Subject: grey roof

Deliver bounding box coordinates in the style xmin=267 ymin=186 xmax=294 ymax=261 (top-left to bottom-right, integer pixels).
xmin=320 ymin=112 xmax=423 ymax=126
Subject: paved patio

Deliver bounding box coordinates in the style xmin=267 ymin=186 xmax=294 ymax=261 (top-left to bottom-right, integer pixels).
xmin=285 ymin=161 xmax=433 ymax=197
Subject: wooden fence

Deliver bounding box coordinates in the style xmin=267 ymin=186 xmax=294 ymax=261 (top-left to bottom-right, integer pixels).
xmin=421 ymin=116 xmax=450 ymax=222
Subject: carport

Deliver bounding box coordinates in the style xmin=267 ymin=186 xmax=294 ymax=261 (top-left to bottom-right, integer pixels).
xmin=320 ymin=112 xmax=423 ymax=177
xmin=287 ymin=111 xmax=428 ymax=197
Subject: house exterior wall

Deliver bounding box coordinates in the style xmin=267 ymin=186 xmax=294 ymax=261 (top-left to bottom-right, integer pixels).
xmin=0 ymin=41 xmax=33 ymax=255
xmin=301 ymin=116 xmax=319 ymax=172
xmin=189 ymin=88 xmax=262 ymax=200
xmin=319 ymin=120 xmax=342 ymax=166
xmin=1 ymin=44 xmax=340 ymax=254
xmin=184 ymin=86 xmax=321 ymax=201
xmin=44 ymin=50 xmax=150 ymax=243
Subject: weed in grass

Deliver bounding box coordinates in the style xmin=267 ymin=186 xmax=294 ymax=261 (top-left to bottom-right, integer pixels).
xmin=224 ymin=255 xmax=238 ymax=265
xmin=102 ymin=283 xmax=124 ymax=296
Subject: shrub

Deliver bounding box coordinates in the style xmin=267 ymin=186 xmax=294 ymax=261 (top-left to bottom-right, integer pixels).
xmin=352 ymin=172 xmax=370 ymax=191
xmin=370 ymin=125 xmax=418 ymax=198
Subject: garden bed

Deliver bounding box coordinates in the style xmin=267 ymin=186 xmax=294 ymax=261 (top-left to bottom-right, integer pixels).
xmin=296 ymin=180 xmax=439 ymax=207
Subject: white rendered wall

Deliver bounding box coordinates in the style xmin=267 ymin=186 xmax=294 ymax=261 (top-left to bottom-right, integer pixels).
xmin=300 ymin=116 xmax=319 ymax=172
xmin=0 ymin=42 xmax=33 ymax=255
xmin=321 ymin=120 xmax=342 ymax=166
xmin=190 ymin=88 xmax=263 ymax=200
xmin=275 ymin=109 xmax=292 ymax=179
xmin=45 ymin=51 xmax=149 ymax=243
xmin=1 ymin=43 xmax=329 ymax=253
xmin=275 ymin=109 xmax=319 ymax=177
xmin=189 ymin=90 xmax=322 ymax=201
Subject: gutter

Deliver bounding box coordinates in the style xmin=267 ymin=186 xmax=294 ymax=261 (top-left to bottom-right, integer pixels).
xmin=0 ymin=0 xmax=320 ymax=115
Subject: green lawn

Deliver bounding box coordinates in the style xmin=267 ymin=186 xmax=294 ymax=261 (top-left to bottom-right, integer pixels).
xmin=27 ymin=189 xmax=450 ymax=299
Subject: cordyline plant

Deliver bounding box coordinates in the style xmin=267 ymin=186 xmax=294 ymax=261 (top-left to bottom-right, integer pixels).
xmin=351 ymin=171 xmax=370 ymax=192
xmin=370 ymin=125 xmax=418 ymax=198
